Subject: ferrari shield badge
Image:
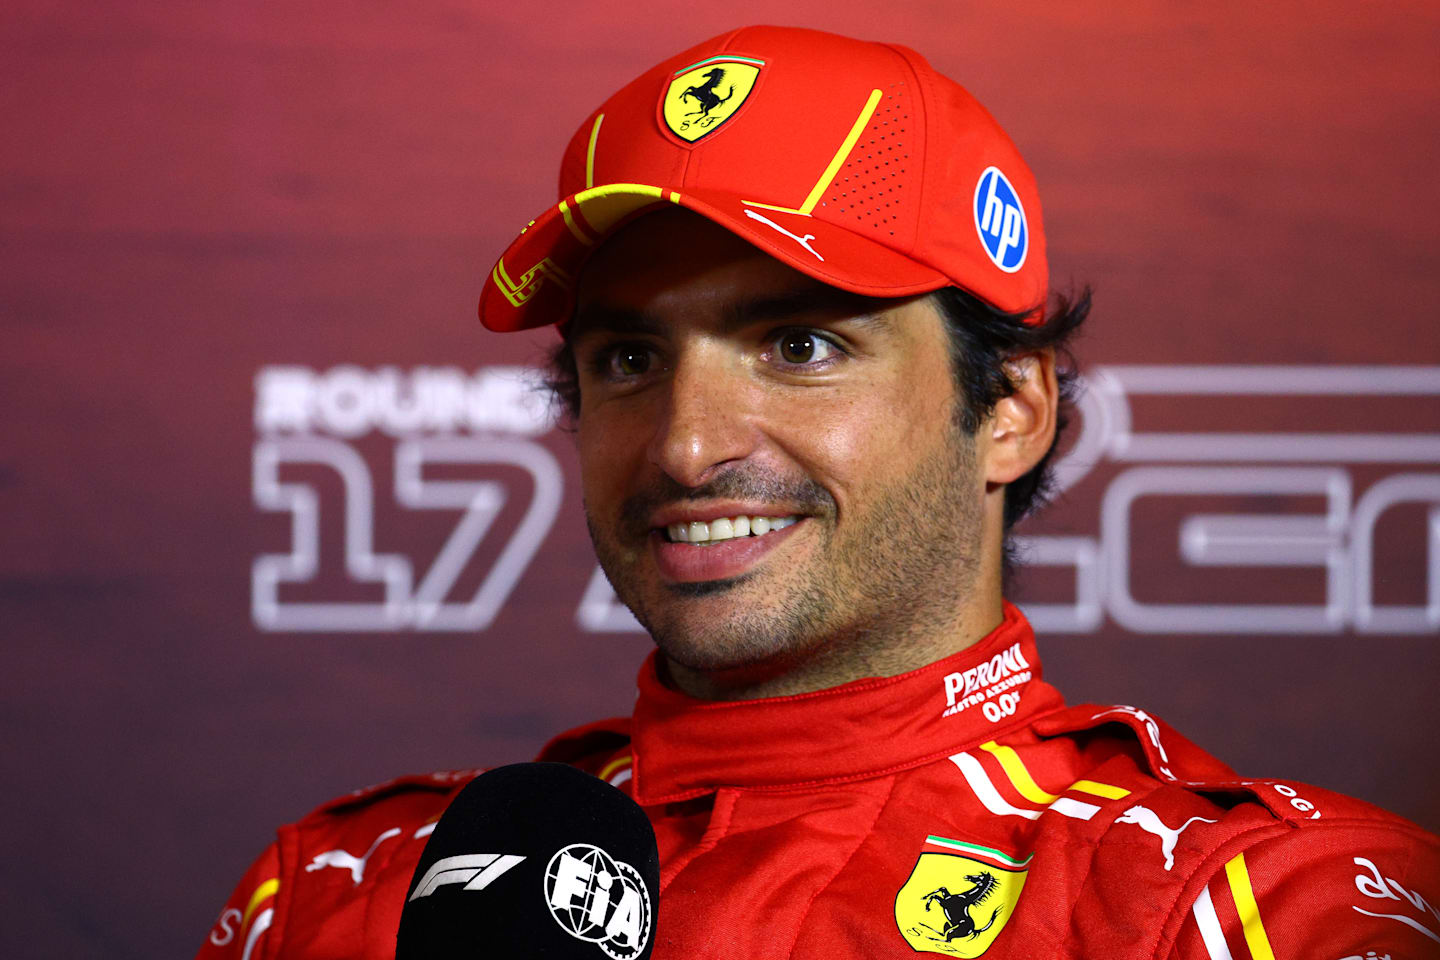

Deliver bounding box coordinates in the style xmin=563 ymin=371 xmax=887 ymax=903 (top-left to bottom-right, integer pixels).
xmin=894 ymin=839 xmax=1029 ymax=957
xmin=661 ymin=55 xmax=763 ymax=143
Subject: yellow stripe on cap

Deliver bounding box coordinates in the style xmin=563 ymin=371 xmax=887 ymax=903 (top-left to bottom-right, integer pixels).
xmin=980 ymin=740 xmax=1060 ymax=805
xmin=493 ymin=258 xmax=518 ymax=297
xmin=558 ymin=200 xmax=594 ymax=246
xmin=585 ymin=113 xmax=604 ymax=190
xmin=242 ymin=878 xmax=279 ymax=933
xmin=744 ymin=88 xmax=882 ymax=217
xmin=1224 ymin=852 xmax=1277 ymax=960
xmin=492 ymin=259 xmax=526 ymax=307
xmin=572 ymin=183 xmax=667 ymax=235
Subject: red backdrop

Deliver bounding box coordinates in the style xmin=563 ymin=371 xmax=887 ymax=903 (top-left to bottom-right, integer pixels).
xmin=3 ymin=1 xmax=1437 ymax=955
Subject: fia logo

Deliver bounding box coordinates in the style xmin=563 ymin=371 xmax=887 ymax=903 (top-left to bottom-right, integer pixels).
xmin=545 ymin=844 xmax=652 ymax=959
xmin=972 ymin=167 xmax=1027 ymax=273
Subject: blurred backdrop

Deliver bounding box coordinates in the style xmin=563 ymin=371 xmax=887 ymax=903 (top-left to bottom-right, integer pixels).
xmin=2 ymin=1 xmax=1437 ymax=956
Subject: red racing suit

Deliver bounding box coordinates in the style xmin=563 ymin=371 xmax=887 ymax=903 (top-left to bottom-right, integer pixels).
xmin=198 ymin=604 xmax=1440 ymax=959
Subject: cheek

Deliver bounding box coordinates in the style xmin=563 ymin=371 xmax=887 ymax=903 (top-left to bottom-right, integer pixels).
xmin=776 ymin=377 xmax=949 ymax=499
xmin=578 ymin=415 xmax=634 ymax=512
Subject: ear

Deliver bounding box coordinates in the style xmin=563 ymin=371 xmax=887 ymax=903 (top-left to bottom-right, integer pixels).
xmin=982 ymin=350 xmax=1059 ymax=485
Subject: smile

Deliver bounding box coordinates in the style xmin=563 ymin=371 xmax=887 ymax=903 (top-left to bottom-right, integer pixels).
xmin=665 ymin=515 xmax=799 ymax=545
xmin=651 ymin=515 xmax=805 ymax=583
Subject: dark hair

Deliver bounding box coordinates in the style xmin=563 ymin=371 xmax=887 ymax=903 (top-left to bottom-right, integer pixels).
xmin=929 ymin=285 xmax=1090 ymax=533
xmin=544 ymin=284 xmax=1090 ymax=555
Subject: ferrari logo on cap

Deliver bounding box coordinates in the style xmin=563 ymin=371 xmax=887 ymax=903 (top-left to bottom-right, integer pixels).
xmin=662 ymin=55 xmax=763 ymax=143
xmin=894 ymin=839 xmax=1028 ymax=957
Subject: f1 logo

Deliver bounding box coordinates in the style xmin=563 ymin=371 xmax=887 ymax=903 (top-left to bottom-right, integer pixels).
xmin=973 ymin=166 xmax=1028 ymax=273
xmin=409 ymin=854 xmax=526 ymax=900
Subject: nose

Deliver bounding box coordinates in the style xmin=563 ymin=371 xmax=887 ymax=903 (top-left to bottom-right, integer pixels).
xmin=645 ymin=349 xmax=758 ymax=488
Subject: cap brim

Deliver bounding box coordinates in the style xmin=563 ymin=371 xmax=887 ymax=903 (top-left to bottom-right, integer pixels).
xmin=480 ymin=183 xmax=950 ymax=333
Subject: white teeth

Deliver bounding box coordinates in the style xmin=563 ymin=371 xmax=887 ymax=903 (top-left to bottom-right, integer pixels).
xmin=664 ymin=514 xmax=798 ymax=544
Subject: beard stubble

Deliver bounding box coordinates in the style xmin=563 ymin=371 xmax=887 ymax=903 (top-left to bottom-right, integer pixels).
xmin=585 ymin=417 xmax=985 ymax=678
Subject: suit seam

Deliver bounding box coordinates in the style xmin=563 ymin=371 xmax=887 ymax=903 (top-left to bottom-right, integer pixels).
xmin=265 ymin=825 xmax=298 ymax=960
xmin=784 ymin=775 xmax=897 ymax=959
xmin=1053 ymin=781 xmax=1167 ymax=959
xmin=1149 ymin=815 xmax=1440 ymax=958
xmin=657 ymin=789 xmax=737 ymax=897
xmin=1149 ymin=821 xmax=1304 ymax=959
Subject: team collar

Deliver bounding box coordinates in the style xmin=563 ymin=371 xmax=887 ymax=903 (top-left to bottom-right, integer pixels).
xmin=627 ymin=602 xmax=1064 ymax=805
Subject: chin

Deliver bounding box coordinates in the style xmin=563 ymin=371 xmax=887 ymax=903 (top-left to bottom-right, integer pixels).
xmin=641 ymin=603 xmax=824 ymax=675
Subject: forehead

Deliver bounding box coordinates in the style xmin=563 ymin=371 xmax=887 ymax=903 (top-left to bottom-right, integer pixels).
xmin=573 ymin=208 xmax=869 ymax=333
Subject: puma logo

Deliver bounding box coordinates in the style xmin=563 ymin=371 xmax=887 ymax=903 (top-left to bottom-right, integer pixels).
xmin=744 ymin=209 xmax=824 ymax=262
xmin=304 ymin=827 xmax=402 ymax=885
xmin=1115 ymin=805 xmax=1216 ymax=871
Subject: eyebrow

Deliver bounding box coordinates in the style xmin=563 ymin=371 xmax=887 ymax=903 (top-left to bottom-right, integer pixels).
xmin=727 ymin=287 xmax=894 ymax=332
xmin=570 ymin=285 xmax=897 ymax=340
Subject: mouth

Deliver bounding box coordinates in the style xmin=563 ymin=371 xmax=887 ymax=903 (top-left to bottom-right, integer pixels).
xmin=649 ymin=513 xmax=807 ymax=583
xmin=663 ymin=514 xmax=800 ymax=546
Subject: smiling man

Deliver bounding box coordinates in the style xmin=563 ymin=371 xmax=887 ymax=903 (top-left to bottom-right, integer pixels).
xmin=199 ymin=25 xmax=1438 ymax=960
xmin=568 ymin=211 xmax=1028 ymax=701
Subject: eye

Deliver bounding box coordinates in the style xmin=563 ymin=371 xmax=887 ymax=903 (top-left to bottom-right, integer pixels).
xmin=771 ymin=330 xmax=841 ymax=368
xmin=609 ymin=345 xmax=653 ymax=377
xmin=582 ymin=340 xmax=661 ymax=382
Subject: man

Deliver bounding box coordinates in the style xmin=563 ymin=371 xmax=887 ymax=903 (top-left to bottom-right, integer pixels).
xmin=199 ymin=26 xmax=1439 ymax=959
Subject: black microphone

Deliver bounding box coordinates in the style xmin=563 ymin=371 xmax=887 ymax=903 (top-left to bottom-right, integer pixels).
xmin=396 ymin=762 xmax=659 ymax=959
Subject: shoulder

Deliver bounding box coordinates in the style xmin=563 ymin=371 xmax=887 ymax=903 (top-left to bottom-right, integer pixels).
xmin=534 ymin=716 xmax=632 ymax=775
xmin=297 ymin=715 xmax=631 ymax=837
xmin=1032 ymin=703 xmax=1440 ymax=957
xmin=197 ymin=717 xmax=632 ymax=959
xmin=288 ymin=768 xmax=481 ymax=864
xmin=285 ymin=714 xmax=632 ymax=883
xmin=195 ymin=768 xmax=475 ymax=960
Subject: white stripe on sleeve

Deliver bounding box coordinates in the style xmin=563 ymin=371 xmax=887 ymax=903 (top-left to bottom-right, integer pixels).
xmin=242 ymin=908 xmax=273 ymax=960
xmin=1192 ymin=886 xmax=1236 ymax=960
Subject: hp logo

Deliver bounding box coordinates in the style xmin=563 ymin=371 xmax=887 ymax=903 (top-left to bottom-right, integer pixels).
xmin=973 ymin=166 xmax=1028 ymax=273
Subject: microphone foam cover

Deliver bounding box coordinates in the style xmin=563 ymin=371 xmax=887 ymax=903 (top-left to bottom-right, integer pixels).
xmin=396 ymin=762 xmax=658 ymax=959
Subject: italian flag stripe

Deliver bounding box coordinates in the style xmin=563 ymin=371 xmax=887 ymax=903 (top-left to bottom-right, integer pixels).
xmin=673 ymin=54 xmax=767 ymax=75
xmin=925 ymin=835 xmax=1033 ymax=868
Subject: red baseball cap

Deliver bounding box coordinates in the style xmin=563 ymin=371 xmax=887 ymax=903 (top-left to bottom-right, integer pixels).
xmin=479 ymin=25 xmax=1046 ymax=332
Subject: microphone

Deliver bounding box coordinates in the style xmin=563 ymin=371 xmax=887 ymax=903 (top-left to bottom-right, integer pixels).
xmin=396 ymin=762 xmax=658 ymax=959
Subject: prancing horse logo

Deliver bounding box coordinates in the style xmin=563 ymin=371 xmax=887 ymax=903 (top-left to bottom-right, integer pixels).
xmin=679 ymin=68 xmax=733 ymax=123
xmin=895 ymin=850 xmax=1026 ymax=956
xmin=914 ymin=873 xmax=1003 ymax=943
xmin=662 ymin=57 xmax=763 ymax=143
